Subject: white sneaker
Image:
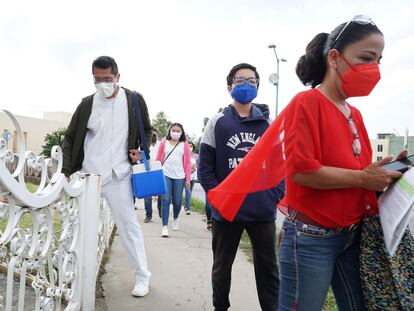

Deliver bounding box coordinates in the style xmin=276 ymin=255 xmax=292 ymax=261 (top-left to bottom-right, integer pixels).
xmin=132 ymin=282 xmax=149 ymax=297
xmin=161 ymin=226 xmax=169 ymax=237
xmin=173 ymin=218 xmax=179 ymax=231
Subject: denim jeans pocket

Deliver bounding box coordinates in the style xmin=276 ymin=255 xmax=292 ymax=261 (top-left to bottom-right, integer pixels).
xmin=295 ymin=221 xmax=335 ymax=239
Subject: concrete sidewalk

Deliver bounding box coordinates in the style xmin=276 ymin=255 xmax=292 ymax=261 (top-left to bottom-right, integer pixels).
xmin=100 ymin=200 xmax=261 ymax=311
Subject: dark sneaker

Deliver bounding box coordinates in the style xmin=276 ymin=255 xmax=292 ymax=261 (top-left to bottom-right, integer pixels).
xmin=144 ymin=216 xmax=152 ymax=223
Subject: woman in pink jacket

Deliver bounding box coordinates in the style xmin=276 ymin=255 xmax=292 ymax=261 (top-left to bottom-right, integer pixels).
xmin=156 ymin=123 xmax=192 ymax=237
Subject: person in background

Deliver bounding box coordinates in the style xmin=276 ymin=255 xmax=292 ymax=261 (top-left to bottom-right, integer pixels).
xmin=143 ymin=128 xmax=162 ymax=222
xmin=197 ymin=160 xmax=213 ymax=231
xmin=62 ymin=55 xmax=152 ymax=297
xmin=199 ymin=63 xmax=285 ymax=311
xmin=277 ymin=15 xmax=403 ymax=311
xmin=183 ymin=141 xmax=198 ymax=215
xmin=156 ymin=123 xmax=191 ymax=237
xmin=204 ymin=195 xmax=213 ymax=231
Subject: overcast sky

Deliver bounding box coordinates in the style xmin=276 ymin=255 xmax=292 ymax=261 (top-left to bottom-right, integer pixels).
xmin=1 ymin=0 xmax=413 ymax=139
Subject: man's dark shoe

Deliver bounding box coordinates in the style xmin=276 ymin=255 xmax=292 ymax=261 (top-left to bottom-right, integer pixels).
xmin=144 ymin=216 xmax=152 ymax=223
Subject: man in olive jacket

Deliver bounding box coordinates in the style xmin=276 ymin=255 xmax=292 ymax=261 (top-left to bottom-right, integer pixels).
xmin=62 ymin=56 xmax=152 ymax=297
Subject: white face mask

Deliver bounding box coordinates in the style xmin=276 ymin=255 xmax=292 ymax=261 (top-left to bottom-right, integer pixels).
xmin=170 ymin=131 xmax=181 ymax=140
xmin=95 ymin=82 xmax=115 ymax=97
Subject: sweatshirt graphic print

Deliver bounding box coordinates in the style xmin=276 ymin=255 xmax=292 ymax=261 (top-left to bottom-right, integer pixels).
xmin=199 ymin=104 xmax=285 ymax=222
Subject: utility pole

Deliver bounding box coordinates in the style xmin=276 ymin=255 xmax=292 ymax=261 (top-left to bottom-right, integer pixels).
xmin=268 ymin=44 xmax=287 ymax=117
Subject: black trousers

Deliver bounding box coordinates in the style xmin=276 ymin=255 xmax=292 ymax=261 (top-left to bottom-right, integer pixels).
xmin=212 ymin=220 xmax=279 ymax=311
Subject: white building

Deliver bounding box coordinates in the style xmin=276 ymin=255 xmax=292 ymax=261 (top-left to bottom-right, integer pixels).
xmin=1 ymin=111 xmax=72 ymax=154
xmin=370 ymin=132 xmax=413 ymax=162
xmin=370 ymin=133 xmax=394 ymax=162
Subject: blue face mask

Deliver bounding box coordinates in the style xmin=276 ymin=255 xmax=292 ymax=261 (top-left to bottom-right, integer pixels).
xmin=231 ymin=83 xmax=257 ymax=105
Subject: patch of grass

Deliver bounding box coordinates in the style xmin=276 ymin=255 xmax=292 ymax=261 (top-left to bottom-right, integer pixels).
xmin=0 ymin=209 xmax=63 ymax=235
xmin=0 ymin=182 xmax=63 ymax=235
xmin=188 ymin=197 xmax=206 ymax=214
xmin=26 ymin=183 xmax=38 ymax=193
xmin=323 ymin=290 xmax=338 ymax=311
xmin=239 ymin=231 xmax=253 ymax=263
xmin=0 ymin=213 xmax=33 ymax=231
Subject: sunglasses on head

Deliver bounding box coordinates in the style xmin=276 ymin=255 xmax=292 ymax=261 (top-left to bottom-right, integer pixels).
xmin=330 ymin=15 xmax=376 ymax=50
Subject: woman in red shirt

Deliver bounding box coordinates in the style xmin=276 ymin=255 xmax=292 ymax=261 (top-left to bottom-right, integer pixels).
xmin=278 ymin=16 xmax=404 ymax=311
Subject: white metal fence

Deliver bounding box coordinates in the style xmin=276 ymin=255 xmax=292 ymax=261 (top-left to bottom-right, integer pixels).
xmin=0 ymin=110 xmax=114 ymax=311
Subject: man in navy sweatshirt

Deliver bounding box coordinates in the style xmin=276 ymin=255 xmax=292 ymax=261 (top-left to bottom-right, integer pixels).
xmin=199 ymin=63 xmax=285 ymax=311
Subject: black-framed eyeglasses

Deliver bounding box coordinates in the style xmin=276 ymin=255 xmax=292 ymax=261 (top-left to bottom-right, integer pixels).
xmin=348 ymin=117 xmax=361 ymax=156
xmin=330 ymin=15 xmax=376 ymax=50
xmin=93 ymin=76 xmax=116 ymax=84
xmin=233 ymin=77 xmax=260 ymax=86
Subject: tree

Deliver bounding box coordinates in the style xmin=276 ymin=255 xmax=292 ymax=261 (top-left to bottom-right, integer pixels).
xmin=187 ymin=133 xmax=198 ymax=147
xmin=152 ymin=111 xmax=172 ymax=139
xmin=41 ymin=128 xmax=66 ymax=157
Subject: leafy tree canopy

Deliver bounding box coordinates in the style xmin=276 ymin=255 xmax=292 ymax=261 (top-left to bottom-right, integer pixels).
xmin=152 ymin=111 xmax=172 ymax=139
xmin=41 ymin=128 xmax=66 ymax=157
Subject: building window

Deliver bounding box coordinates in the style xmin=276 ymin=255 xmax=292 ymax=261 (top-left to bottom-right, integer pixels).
xmin=377 ymin=156 xmax=383 ymax=161
xmin=377 ymin=144 xmax=383 ymax=152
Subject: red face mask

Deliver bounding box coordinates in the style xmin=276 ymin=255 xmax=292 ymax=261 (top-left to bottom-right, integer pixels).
xmin=338 ymin=54 xmax=381 ymax=97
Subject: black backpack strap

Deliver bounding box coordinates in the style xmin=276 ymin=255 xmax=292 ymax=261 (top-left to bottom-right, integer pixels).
xmin=162 ymin=142 xmax=180 ymax=165
xmin=131 ymin=91 xmax=150 ymax=159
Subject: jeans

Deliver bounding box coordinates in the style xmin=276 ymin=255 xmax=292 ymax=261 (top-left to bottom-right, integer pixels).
xmin=144 ymin=196 xmax=162 ymax=217
xmin=278 ymin=217 xmax=365 ymax=311
xmin=184 ymin=180 xmax=196 ymax=209
xmin=212 ymin=220 xmax=279 ymax=311
xmin=161 ymin=176 xmax=185 ymax=226
xmin=205 ymin=194 xmax=212 ymax=222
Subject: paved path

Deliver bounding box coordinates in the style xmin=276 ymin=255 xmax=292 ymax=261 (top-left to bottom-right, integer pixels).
xmin=100 ymin=200 xmax=261 ymax=311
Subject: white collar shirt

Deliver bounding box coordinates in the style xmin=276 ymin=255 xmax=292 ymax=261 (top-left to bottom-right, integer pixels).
xmin=82 ymin=87 xmax=130 ymax=185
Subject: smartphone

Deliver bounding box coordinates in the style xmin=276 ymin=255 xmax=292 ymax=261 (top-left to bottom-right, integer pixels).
xmin=382 ymin=154 xmax=414 ymax=173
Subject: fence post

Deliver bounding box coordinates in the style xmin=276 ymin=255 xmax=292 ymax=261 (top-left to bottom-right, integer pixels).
xmin=80 ymin=174 xmax=100 ymax=311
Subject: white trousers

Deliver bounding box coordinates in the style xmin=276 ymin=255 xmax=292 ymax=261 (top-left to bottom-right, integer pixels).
xmin=101 ymin=174 xmax=151 ymax=284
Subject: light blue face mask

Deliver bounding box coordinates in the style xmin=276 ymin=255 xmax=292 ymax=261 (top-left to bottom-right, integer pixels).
xmin=231 ymin=83 xmax=257 ymax=104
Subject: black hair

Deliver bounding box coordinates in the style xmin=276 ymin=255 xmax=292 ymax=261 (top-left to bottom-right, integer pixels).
xmin=188 ymin=141 xmax=196 ymax=150
xmin=166 ymin=123 xmax=186 ymax=142
xmin=296 ymin=21 xmax=383 ymax=88
xmin=151 ymin=128 xmax=158 ymax=133
xmin=226 ymin=63 xmax=260 ymax=87
xmin=92 ymin=56 xmax=118 ymax=75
